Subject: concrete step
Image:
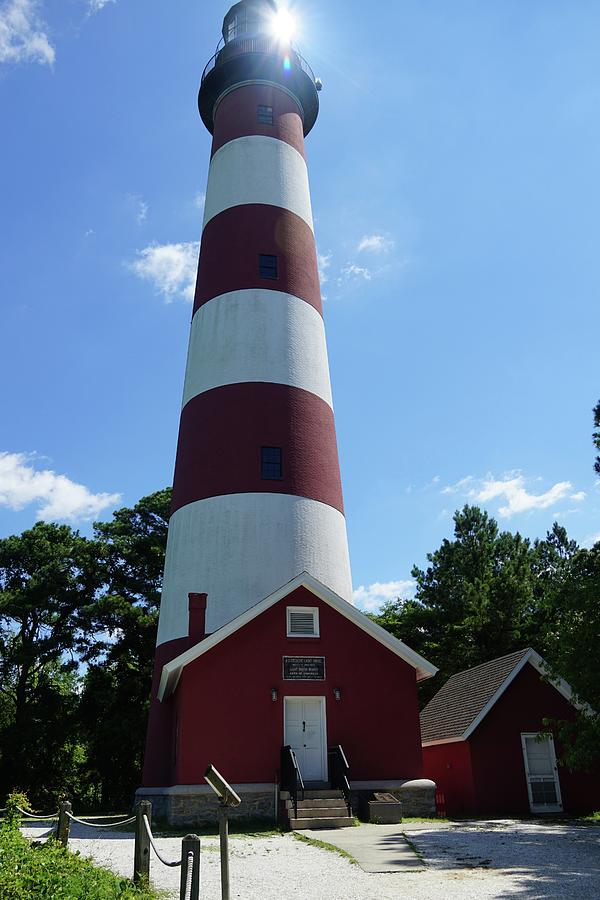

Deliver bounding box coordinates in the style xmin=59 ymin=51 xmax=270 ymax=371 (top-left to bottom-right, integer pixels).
xmin=295 ymin=798 xmax=348 ymax=809
xmin=290 ymin=816 xmax=354 ymax=830
xmin=302 ymin=790 xmax=344 ymax=800
xmin=296 ymin=806 xmax=349 ymax=818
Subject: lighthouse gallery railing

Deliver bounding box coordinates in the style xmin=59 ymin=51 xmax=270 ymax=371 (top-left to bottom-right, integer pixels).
xmin=201 ymin=35 xmax=317 ymax=86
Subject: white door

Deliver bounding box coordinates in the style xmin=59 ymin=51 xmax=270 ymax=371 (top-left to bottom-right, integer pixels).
xmin=521 ymin=733 xmax=563 ymax=813
xmin=284 ymin=697 xmax=326 ymax=782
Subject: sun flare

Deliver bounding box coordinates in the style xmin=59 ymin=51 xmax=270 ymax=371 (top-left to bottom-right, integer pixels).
xmin=271 ymin=5 xmax=296 ymax=43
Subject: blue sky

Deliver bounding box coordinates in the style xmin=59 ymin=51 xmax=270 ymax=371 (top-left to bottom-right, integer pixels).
xmin=1 ymin=0 xmax=599 ymax=612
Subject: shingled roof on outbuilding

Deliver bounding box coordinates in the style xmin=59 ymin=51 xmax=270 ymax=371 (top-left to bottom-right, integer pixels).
xmin=420 ymin=649 xmax=533 ymax=744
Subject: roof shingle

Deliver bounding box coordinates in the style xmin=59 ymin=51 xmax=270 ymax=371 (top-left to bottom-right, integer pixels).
xmin=420 ymin=649 xmax=531 ymax=743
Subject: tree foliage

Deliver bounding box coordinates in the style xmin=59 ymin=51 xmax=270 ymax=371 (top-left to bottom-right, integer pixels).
xmin=594 ymin=399 xmax=600 ymax=476
xmin=81 ymin=488 xmax=171 ymax=808
xmin=542 ymin=544 xmax=600 ymax=771
xmin=0 ymin=523 xmax=106 ymax=805
xmin=372 ymin=506 xmax=578 ymax=705
xmin=0 ymin=490 xmax=171 ymax=809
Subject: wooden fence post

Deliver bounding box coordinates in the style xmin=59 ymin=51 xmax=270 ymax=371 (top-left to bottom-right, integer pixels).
xmin=134 ymin=800 xmax=152 ymax=885
xmin=57 ymin=801 xmax=72 ymax=847
xmin=179 ymin=834 xmax=201 ymax=900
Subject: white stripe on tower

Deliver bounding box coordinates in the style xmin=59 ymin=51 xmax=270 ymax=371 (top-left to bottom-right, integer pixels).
xmin=157 ymin=494 xmax=352 ymax=643
xmin=203 ymin=135 xmax=314 ymax=231
xmin=181 ymin=289 xmax=333 ymax=409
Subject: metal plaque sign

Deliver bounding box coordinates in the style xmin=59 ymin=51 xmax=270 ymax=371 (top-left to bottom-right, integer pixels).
xmin=283 ymin=656 xmax=325 ymax=680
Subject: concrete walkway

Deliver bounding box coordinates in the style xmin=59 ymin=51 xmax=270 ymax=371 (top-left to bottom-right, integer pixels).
xmin=298 ymin=823 xmax=425 ymax=872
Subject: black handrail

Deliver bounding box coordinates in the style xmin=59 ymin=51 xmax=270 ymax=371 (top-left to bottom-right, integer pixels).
xmin=280 ymin=745 xmax=304 ymax=819
xmin=328 ymin=745 xmax=352 ymax=818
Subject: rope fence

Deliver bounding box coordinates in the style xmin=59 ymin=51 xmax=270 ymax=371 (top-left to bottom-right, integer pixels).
xmin=6 ymin=798 xmax=201 ymax=900
xmin=142 ymin=814 xmax=181 ymax=868
xmin=183 ymin=851 xmax=195 ymax=900
xmin=16 ymin=806 xmax=58 ymax=820
xmin=66 ymin=811 xmax=136 ymax=828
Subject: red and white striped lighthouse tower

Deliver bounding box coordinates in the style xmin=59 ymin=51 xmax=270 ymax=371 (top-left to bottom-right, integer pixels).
xmin=155 ymin=0 xmax=352 ymax=658
xmin=141 ymin=3 xmax=439 ymax=818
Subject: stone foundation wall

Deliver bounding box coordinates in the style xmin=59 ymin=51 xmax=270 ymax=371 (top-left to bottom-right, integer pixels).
xmin=136 ymin=785 xmax=275 ymax=828
xmin=350 ymin=779 xmax=437 ymax=818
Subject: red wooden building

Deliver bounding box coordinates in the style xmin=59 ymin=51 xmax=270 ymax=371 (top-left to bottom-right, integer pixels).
xmin=140 ymin=573 xmax=437 ymax=825
xmin=421 ymin=648 xmax=600 ymax=817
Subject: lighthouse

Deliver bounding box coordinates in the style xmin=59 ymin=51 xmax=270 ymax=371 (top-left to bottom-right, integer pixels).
xmin=140 ymin=0 xmax=437 ymax=826
xmin=159 ymin=0 xmax=352 ymax=647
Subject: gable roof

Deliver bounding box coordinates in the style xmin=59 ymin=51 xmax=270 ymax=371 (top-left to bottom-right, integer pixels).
xmin=158 ymin=571 xmax=438 ymax=701
xmin=420 ymin=648 xmax=575 ymax=746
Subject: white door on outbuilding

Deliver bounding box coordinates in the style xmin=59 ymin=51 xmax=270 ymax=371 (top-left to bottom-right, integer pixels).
xmin=521 ymin=733 xmax=563 ymax=813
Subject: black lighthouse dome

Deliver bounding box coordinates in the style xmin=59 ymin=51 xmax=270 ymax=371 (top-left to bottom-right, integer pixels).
xmin=199 ymin=0 xmax=320 ymax=136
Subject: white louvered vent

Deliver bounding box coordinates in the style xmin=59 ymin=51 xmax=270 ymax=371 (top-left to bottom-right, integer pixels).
xmin=287 ymin=607 xmax=319 ymax=637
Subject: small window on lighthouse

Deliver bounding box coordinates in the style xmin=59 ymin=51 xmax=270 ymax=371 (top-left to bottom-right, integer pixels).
xmin=257 ymin=105 xmax=273 ymax=125
xmin=259 ymin=254 xmax=278 ymax=280
xmin=261 ymin=446 xmax=282 ymax=479
xmin=287 ymin=607 xmax=320 ymax=638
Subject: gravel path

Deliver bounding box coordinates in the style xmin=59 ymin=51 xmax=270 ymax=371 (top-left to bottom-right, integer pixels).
xmin=22 ymin=818 xmax=600 ymax=899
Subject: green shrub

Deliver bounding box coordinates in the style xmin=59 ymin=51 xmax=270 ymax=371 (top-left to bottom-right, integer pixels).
xmin=0 ymin=824 xmax=160 ymax=899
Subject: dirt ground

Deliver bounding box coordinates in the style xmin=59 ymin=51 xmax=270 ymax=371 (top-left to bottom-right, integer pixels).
xmin=23 ymin=817 xmax=600 ymax=899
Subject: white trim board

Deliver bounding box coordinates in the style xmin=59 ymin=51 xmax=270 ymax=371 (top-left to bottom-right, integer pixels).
xmin=157 ymin=571 xmax=438 ymax=701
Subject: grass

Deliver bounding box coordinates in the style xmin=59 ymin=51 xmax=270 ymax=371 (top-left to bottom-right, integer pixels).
xmin=0 ymin=824 xmax=163 ymax=899
xmin=581 ymin=811 xmax=600 ymax=823
xmin=402 ymin=816 xmax=449 ymax=823
xmin=402 ymin=832 xmax=426 ymax=862
xmin=147 ymin=817 xmax=284 ymax=839
xmin=292 ymin=831 xmax=358 ymax=865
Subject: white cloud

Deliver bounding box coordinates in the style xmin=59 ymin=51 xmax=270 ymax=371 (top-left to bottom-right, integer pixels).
xmin=127 ymin=194 xmax=148 ymax=224
xmin=338 ymin=263 xmax=372 ymax=284
xmin=357 ymin=234 xmax=394 ymax=254
xmin=352 ymin=579 xmax=415 ymax=613
xmin=317 ymin=252 xmax=331 ymax=286
xmin=0 ymin=0 xmax=55 ymax=66
xmin=583 ymin=532 xmax=600 ymax=548
xmin=442 ymin=471 xmax=586 ymax=519
xmin=136 ymin=199 xmax=148 ymax=224
xmin=0 ymin=452 xmax=121 ymax=522
xmin=129 ymin=241 xmax=199 ymax=302
xmin=88 ymin=0 xmax=115 ymax=13
xmin=194 ymin=192 xmax=206 ymax=210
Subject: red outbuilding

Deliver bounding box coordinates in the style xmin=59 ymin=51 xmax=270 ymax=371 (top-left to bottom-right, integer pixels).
xmin=421 ymin=648 xmax=600 ymax=817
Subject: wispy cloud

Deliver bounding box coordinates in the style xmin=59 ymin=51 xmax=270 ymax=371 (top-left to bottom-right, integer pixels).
xmin=88 ymin=0 xmax=115 ymax=13
xmin=127 ymin=193 xmax=148 ymax=224
xmin=193 ymin=192 xmax=206 ymax=211
xmin=317 ymin=252 xmax=332 ymax=286
xmin=358 ymin=234 xmax=395 ymax=254
xmin=0 ymin=452 xmax=120 ymax=522
xmin=338 ymin=263 xmax=372 ymax=285
xmin=0 ymin=0 xmax=55 ymax=66
xmin=353 ymin=579 xmax=415 ymax=613
xmin=583 ymin=531 xmax=600 ymax=548
xmin=442 ymin=472 xmax=586 ymax=519
xmin=129 ymin=241 xmax=199 ymax=302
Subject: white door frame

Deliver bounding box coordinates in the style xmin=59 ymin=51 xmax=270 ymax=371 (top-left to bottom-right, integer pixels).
xmin=283 ymin=696 xmax=328 ymax=782
xmin=520 ymin=732 xmax=563 ymax=813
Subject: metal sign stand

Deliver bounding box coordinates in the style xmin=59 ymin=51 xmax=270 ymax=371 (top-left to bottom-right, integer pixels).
xmin=218 ymin=804 xmax=230 ymax=900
